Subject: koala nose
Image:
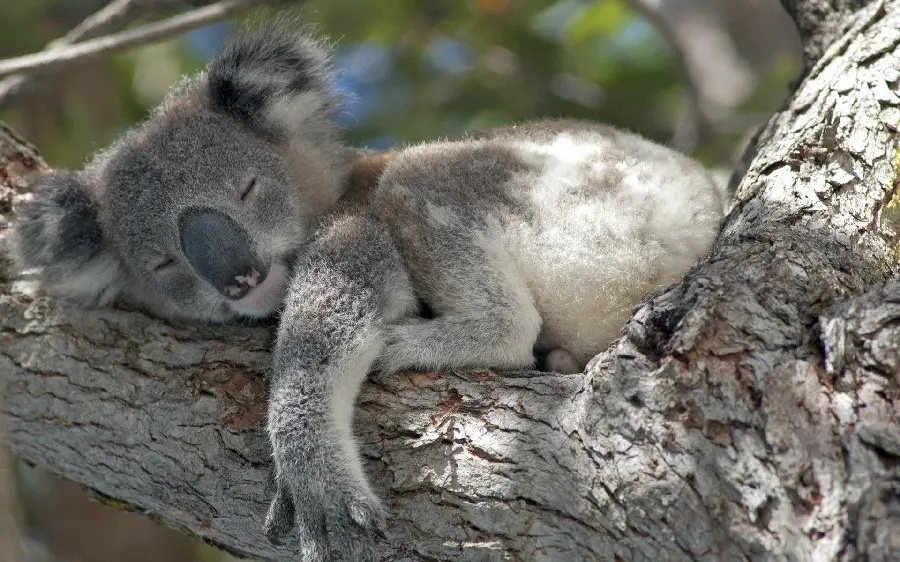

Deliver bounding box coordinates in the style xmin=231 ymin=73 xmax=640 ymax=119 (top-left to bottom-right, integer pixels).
xmin=179 ymin=208 xmax=268 ymax=300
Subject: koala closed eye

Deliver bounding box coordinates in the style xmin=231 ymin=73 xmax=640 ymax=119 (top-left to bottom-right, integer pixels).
xmin=149 ymin=256 xmax=175 ymax=274
xmin=238 ymin=177 xmax=258 ymax=202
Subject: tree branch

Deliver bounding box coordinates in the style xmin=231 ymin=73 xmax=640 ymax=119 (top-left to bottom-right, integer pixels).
xmin=57 ymin=0 xmax=187 ymax=44
xmin=0 ymin=0 xmax=286 ymax=81
xmin=1 ymin=1 xmax=899 ymax=560
xmin=624 ymin=0 xmax=756 ymax=150
xmin=0 ymin=0 xmax=198 ymax=109
xmin=818 ymin=279 xmax=900 ymax=559
xmin=780 ymin=0 xmax=883 ymax=69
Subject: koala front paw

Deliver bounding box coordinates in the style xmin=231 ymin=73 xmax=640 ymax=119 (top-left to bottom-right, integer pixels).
xmin=264 ymin=458 xmax=384 ymax=561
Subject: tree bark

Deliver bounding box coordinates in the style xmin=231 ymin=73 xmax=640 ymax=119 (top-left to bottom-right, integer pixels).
xmin=2 ymin=1 xmax=900 ymax=560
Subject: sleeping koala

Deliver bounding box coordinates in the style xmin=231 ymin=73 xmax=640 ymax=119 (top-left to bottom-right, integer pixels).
xmin=9 ymin=21 xmax=726 ymax=561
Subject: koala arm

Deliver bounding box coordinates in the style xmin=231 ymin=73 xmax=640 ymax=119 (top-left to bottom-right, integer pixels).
xmin=264 ymin=212 xmax=416 ymax=560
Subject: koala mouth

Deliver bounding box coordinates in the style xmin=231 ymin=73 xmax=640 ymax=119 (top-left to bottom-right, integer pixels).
xmin=178 ymin=207 xmax=288 ymax=316
xmin=229 ymin=262 xmax=289 ymax=318
xmin=225 ymin=266 xmax=264 ymax=298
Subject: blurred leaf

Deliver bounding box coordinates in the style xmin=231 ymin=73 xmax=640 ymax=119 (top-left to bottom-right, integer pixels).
xmin=566 ymin=0 xmax=630 ymax=43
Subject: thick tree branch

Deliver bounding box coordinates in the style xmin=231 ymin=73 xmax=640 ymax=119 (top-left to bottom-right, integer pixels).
xmin=1 ymin=1 xmax=900 ymax=560
xmin=0 ymin=0 xmax=288 ymax=82
xmin=818 ymin=280 xmax=900 ymax=559
xmin=781 ymin=0 xmax=883 ymax=69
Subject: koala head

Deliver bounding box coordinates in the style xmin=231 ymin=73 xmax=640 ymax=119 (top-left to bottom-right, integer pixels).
xmin=9 ymin=22 xmax=354 ymax=322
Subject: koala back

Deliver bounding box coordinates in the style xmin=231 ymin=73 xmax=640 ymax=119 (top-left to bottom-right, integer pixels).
xmin=374 ymin=119 xmax=726 ymax=365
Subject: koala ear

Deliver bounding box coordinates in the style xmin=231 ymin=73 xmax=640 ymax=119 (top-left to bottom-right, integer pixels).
xmin=207 ymin=20 xmax=338 ymax=137
xmin=8 ymin=170 xmax=124 ymax=307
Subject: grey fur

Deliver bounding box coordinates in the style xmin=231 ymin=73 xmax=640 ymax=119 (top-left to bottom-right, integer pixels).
xmin=9 ymin=19 xmax=352 ymax=323
xmin=8 ymin=22 xmax=727 ymax=560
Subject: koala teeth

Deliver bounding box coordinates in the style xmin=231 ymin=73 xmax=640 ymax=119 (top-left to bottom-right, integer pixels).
xmin=225 ymin=267 xmax=265 ymax=299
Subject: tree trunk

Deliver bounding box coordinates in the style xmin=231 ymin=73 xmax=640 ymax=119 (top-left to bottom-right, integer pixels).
xmin=2 ymin=1 xmax=900 ymax=560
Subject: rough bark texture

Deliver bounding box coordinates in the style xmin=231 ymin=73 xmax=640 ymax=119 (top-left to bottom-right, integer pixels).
xmin=781 ymin=0 xmax=877 ymax=68
xmin=2 ymin=1 xmax=900 ymax=560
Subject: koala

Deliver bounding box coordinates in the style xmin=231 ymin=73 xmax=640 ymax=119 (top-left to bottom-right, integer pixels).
xmin=8 ymin=21 xmax=726 ymax=561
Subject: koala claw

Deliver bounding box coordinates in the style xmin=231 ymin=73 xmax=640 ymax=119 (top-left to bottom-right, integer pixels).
xmin=263 ymin=471 xmax=384 ymax=561
xmin=263 ymin=485 xmax=295 ymax=546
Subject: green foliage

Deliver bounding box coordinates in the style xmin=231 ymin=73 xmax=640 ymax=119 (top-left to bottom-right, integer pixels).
xmin=283 ymin=0 xmax=682 ymax=149
xmin=0 ymin=0 xmax=796 ymax=173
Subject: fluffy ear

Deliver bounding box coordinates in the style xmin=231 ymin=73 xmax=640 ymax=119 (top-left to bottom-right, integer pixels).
xmin=8 ymin=170 xmax=124 ymax=307
xmin=207 ymin=20 xmax=339 ymax=137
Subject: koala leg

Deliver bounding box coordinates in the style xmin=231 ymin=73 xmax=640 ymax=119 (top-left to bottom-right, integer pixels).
xmin=265 ymin=212 xmax=415 ymax=560
xmin=546 ymin=349 xmax=582 ymax=374
xmin=535 ymin=348 xmax=582 ymax=374
xmin=378 ymin=243 xmax=542 ymax=373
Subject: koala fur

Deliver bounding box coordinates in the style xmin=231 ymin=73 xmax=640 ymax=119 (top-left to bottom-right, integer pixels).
xmin=9 ymin=21 xmax=726 ymax=561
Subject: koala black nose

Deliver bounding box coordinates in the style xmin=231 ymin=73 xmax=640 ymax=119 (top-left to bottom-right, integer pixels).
xmin=179 ymin=208 xmax=268 ymax=300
